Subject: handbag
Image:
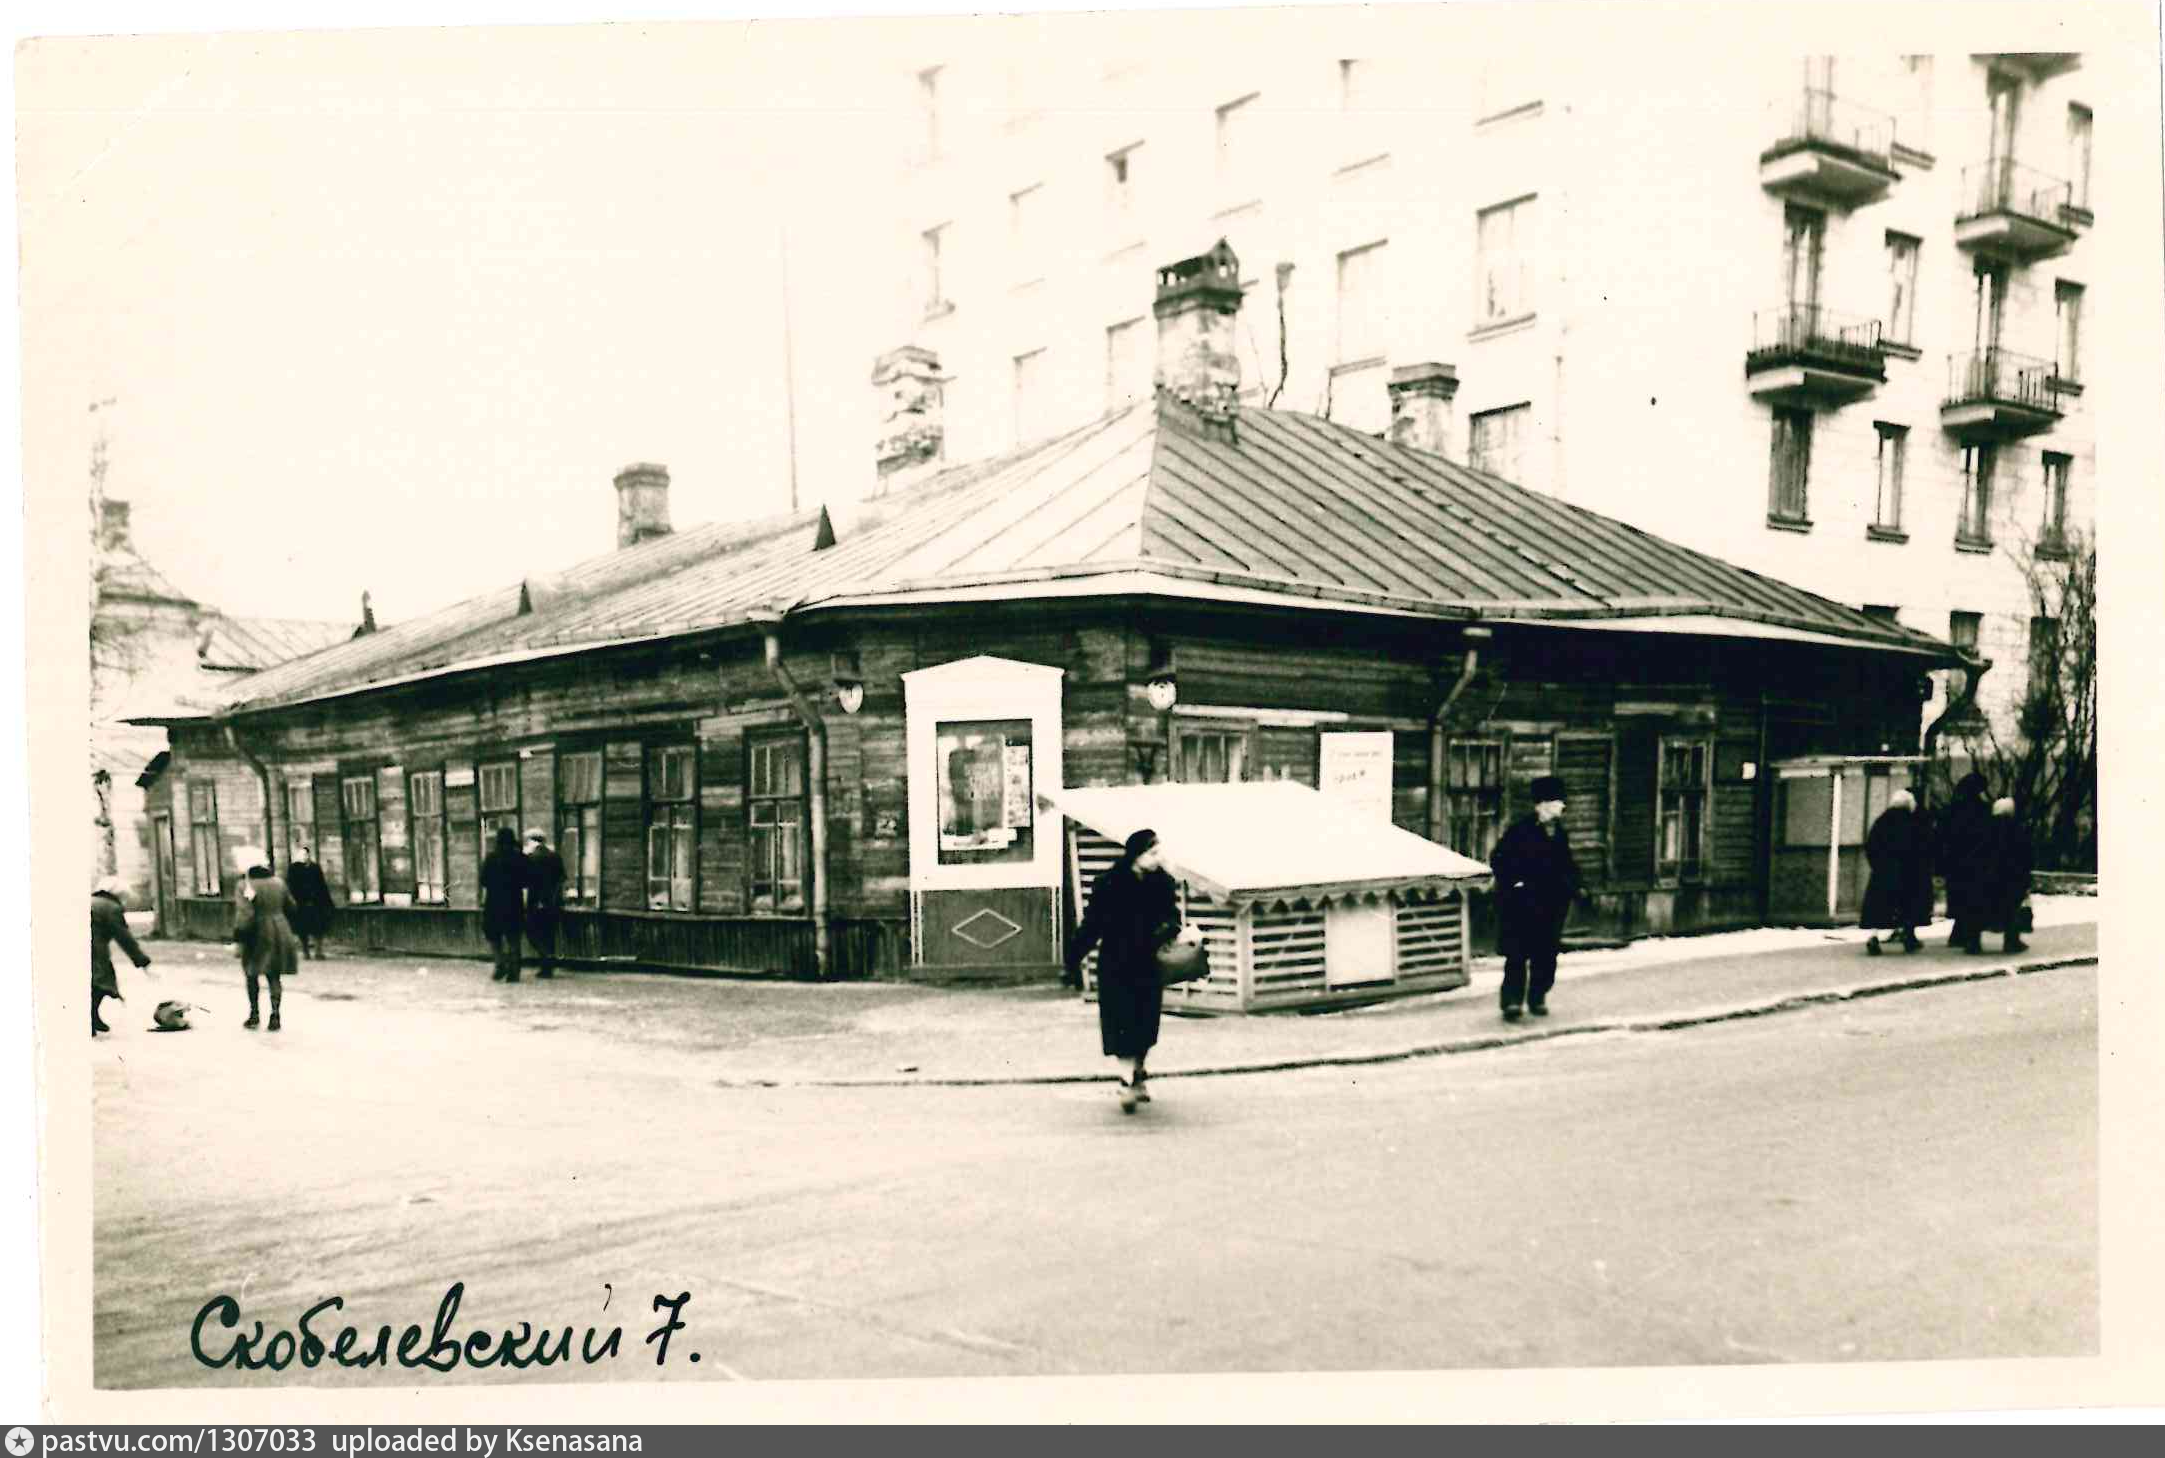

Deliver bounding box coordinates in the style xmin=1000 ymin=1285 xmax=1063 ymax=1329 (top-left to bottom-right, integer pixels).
xmin=1154 ymin=935 xmax=1210 ymax=986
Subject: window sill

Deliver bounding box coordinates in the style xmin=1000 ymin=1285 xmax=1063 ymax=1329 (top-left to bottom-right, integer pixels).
xmin=1335 ymin=151 xmax=1391 ymax=178
xmin=1890 ymin=142 xmax=1936 ymax=170
xmin=1882 ymin=340 xmax=1923 ymax=362
xmin=1475 ymin=100 xmax=1544 ymax=131
xmin=2060 ymin=204 xmax=2095 ymax=228
xmin=1212 ymin=198 xmax=1263 ymax=222
xmin=921 ymin=300 xmax=955 ymax=323
xmin=2049 ymin=376 xmax=2084 ymax=398
xmin=2036 ymin=538 xmax=2072 ymax=562
xmin=1468 ymin=313 xmax=1537 ymax=343
xmin=1954 ymin=536 xmax=1995 ymax=555
xmin=1866 ymin=526 xmax=1909 ymax=544
xmin=1330 ymin=354 xmax=1387 ymax=376
xmin=1766 ymin=515 xmax=1813 ymax=534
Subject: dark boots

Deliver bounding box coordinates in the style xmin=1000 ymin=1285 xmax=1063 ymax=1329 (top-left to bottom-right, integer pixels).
xmin=91 ymin=992 xmax=110 ymax=1035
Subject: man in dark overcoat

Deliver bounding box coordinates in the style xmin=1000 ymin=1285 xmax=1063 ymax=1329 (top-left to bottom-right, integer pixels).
xmin=1938 ymin=772 xmax=1993 ymax=954
xmin=285 ymin=846 xmax=334 ymax=959
xmin=1982 ymin=796 xmax=2034 ymax=955
xmin=1860 ymin=788 xmax=1933 ymax=955
xmin=90 ymin=876 xmax=150 ymax=1035
xmin=1488 ymin=774 xmax=1588 ymax=1021
xmin=522 ymin=828 xmax=568 ymax=979
xmin=481 ymin=826 xmax=528 ymax=983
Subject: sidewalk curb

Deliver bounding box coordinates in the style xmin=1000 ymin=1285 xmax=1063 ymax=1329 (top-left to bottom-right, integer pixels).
xmin=716 ymin=954 xmax=2099 ymax=1091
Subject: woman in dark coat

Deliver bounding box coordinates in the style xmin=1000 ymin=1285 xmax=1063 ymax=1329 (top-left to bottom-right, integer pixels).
xmin=285 ymin=846 xmax=334 ymax=959
xmin=1860 ymin=789 xmax=1932 ymax=955
xmin=1066 ymin=828 xmax=1184 ymax=1114
xmin=233 ymin=861 xmax=302 ymax=1031
xmin=1981 ymin=797 xmax=2034 ymax=955
xmin=481 ymin=826 xmax=528 ymax=984
xmin=91 ymin=876 xmax=150 ymax=1035
xmin=1938 ymin=772 xmax=1994 ymax=953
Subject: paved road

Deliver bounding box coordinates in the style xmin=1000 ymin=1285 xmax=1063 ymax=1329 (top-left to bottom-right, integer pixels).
xmin=93 ymin=965 xmax=2096 ymax=1385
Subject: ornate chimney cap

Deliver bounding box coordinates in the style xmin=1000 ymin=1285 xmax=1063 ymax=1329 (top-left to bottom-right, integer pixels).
xmin=1155 ymin=239 xmax=1243 ymax=311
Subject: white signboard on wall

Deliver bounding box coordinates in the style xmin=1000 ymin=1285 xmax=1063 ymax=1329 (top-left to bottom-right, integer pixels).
xmin=1319 ymin=731 xmax=1394 ymax=823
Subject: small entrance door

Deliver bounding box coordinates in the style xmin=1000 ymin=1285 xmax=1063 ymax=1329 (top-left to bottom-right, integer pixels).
xmin=903 ymin=656 xmax=1066 ymax=976
xmin=151 ymin=813 xmax=177 ymax=935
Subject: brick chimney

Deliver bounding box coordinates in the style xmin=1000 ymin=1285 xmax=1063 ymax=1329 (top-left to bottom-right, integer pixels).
xmin=871 ymin=345 xmax=944 ymax=495
xmin=614 ymin=463 xmax=672 ymax=548
xmin=1154 ymin=240 xmax=1243 ymax=438
xmin=97 ymin=499 xmax=132 ymax=553
xmin=1387 ymin=363 xmax=1459 ymax=457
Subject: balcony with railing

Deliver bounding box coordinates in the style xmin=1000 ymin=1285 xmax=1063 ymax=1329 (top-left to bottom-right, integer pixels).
xmin=1745 ymin=304 xmax=1887 ymax=408
xmin=1941 ymin=348 xmax=2064 ymax=440
xmin=1759 ymin=89 xmax=1902 ymax=207
xmin=1955 ymin=159 xmax=2078 ymax=261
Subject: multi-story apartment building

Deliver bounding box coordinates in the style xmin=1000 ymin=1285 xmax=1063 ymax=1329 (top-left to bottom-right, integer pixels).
xmin=873 ymin=13 xmax=2103 ymax=745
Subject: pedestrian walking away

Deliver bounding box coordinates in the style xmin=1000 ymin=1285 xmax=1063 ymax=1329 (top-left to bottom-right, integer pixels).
xmin=1065 ymin=827 xmax=1186 ymax=1113
xmin=1860 ymin=788 xmax=1933 ymax=956
xmin=481 ymin=826 xmax=528 ymax=983
xmin=523 ymin=828 xmax=568 ymax=979
xmin=1489 ymin=775 xmax=1591 ymax=1021
xmin=232 ymin=856 xmax=301 ymax=1032
xmin=1983 ymin=796 xmax=2034 ymax=955
xmin=1938 ymin=772 xmax=1993 ymax=954
xmin=90 ymin=875 xmax=151 ymax=1036
xmin=285 ymin=845 xmax=334 ymax=960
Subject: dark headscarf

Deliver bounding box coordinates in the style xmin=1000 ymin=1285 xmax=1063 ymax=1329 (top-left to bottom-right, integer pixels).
xmin=1955 ymin=771 xmax=1989 ymax=799
xmin=1118 ymin=828 xmax=1160 ymax=871
xmin=493 ymin=826 xmax=521 ymax=855
xmin=246 ymin=864 xmax=273 ymax=880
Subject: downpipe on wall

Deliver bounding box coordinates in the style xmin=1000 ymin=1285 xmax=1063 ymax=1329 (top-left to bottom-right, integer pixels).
xmin=1427 ymin=625 xmax=1492 ymax=844
xmin=753 ymin=612 xmax=831 ymax=980
xmin=222 ymin=719 xmax=277 ymax=878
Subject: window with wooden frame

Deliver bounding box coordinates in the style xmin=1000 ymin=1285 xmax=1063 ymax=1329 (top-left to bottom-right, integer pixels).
xmin=1475 ymin=194 xmax=1536 ymax=326
xmin=1958 ymin=444 xmax=1996 ymax=547
xmin=341 ymin=774 xmax=382 ymax=902
xmin=283 ymin=780 xmax=313 ymax=870
xmin=187 ymin=781 xmax=221 ymax=895
xmin=1872 ymin=422 xmax=1907 ymax=534
xmin=1173 ymin=723 xmax=1250 ymax=783
xmin=478 ymin=759 xmax=521 ymax=858
xmin=1443 ymin=739 xmax=1505 ymax=860
xmin=1656 ymin=738 xmax=1711 ymax=883
xmin=646 ymin=745 xmax=697 ymax=911
xmin=748 ymin=734 xmax=808 ymax=914
xmin=557 ymin=749 xmax=603 ymax=906
xmin=410 ymin=770 xmax=447 ymax=903
xmin=2040 ymin=452 xmax=2071 ymax=554
xmin=1768 ymin=407 xmax=1813 ymax=525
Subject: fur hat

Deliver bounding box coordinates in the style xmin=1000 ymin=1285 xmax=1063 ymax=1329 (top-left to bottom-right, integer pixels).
xmin=1529 ymin=775 xmax=1568 ymax=804
xmin=152 ymin=1001 xmax=194 ymax=1031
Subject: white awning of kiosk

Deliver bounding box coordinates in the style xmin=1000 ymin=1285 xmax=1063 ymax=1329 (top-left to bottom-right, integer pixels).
xmin=1045 ymin=781 xmax=1492 ymax=906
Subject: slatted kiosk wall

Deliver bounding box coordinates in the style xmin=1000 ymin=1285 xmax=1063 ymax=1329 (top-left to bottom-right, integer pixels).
xmin=1066 ymin=827 xmax=1473 ymax=1014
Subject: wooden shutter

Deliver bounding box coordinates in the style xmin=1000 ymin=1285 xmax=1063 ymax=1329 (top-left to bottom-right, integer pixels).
xmin=311 ymin=777 xmax=346 ymax=899
xmin=601 ymin=741 xmax=645 ymax=911
xmin=1614 ymin=723 xmax=1660 ymax=884
xmin=1557 ymin=734 xmax=1614 ymax=884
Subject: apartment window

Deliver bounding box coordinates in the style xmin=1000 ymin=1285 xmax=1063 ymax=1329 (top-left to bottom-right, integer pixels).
xmin=2041 ymin=452 xmax=2071 ymax=551
xmin=557 ymin=750 xmax=603 ymax=906
xmin=1950 ymin=610 xmax=1982 ymax=660
xmin=1872 ymin=422 xmax=1908 ymax=533
xmin=1657 ymin=738 xmax=1711 ymax=882
xmin=1768 ymin=407 xmax=1813 ymax=524
xmin=1012 ymin=348 xmax=1047 ymax=445
xmin=283 ymin=780 xmax=312 ymax=869
xmin=1972 ymin=262 xmax=2008 ymax=353
xmin=1174 ymin=725 xmax=1249 ymax=784
xmin=188 ymin=781 xmax=221 ymax=896
xmin=1008 ymin=184 xmax=1044 ymax=283
xmin=342 ymin=774 xmax=381 ymax=903
xmin=1335 ymin=240 xmax=1388 ymax=365
xmin=2067 ymin=103 xmax=2093 ymax=210
xmin=478 ymin=760 xmax=520 ymax=860
xmin=1468 ymin=403 xmax=1529 ymax=481
xmin=1338 ymin=58 xmax=1385 ymax=163
xmin=916 ymin=66 xmax=942 ymax=162
xmin=2028 ymin=615 xmax=2061 ymax=704
xmin=1897 ymin=55 xmax=1934 ymax=156
xmin=1105 ymin=317 xmax=1150 ymax=409
xmin=1444 ymin=740 xmax=1504 ymax=861
xmin=1885 ymin=232 xmax=1921 ymax=345
xmin=920 ymin=226 xmax=948 ymax=317
xmin=1475 ymin=196 xmax=1536 ymax=325
xmin=646 ymin=745 xmax=696 ymax=912
xmin=2054 ymin=281 xmax=2084 ymax=384
xmin=1782 ymin=204 xmax=1825 ymax=314
xmin=1338 ymin=58 xmax=1370 ymax=111
xmin=1215 ymin=93 xmax=1262 ymax=205
xmin=1958 ymin=444 xmax=1996 ymax=546
xmin=410 ymin=770 xmax=446 ymax=903
xmin=748 ymin=735 xmax=808 ymax=914
xmin=1105 ymin=145 xmax=1140 ymax=235
xmin=1986 ymin=68 xmax=2022 ymax=168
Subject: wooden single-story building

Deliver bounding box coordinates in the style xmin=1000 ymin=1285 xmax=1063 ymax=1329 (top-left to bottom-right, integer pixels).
xmin=132 ymin=246 xmax=1980 ymax=984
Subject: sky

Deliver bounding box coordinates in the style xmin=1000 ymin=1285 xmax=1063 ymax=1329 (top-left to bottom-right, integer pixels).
xmin=20 ymin=16 xmax=906 ymax=626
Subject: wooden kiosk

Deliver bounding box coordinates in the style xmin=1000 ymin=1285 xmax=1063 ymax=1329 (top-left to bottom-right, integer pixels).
xmin=1050 ymin=782 xmax=1493 ymax=1014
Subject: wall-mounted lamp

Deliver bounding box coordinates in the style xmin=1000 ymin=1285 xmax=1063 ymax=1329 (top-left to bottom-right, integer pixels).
xmin=1145 ymin=672 xmax=1178 ymax=713
xmin=830 ymin=650 xmax=865 ymax=715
